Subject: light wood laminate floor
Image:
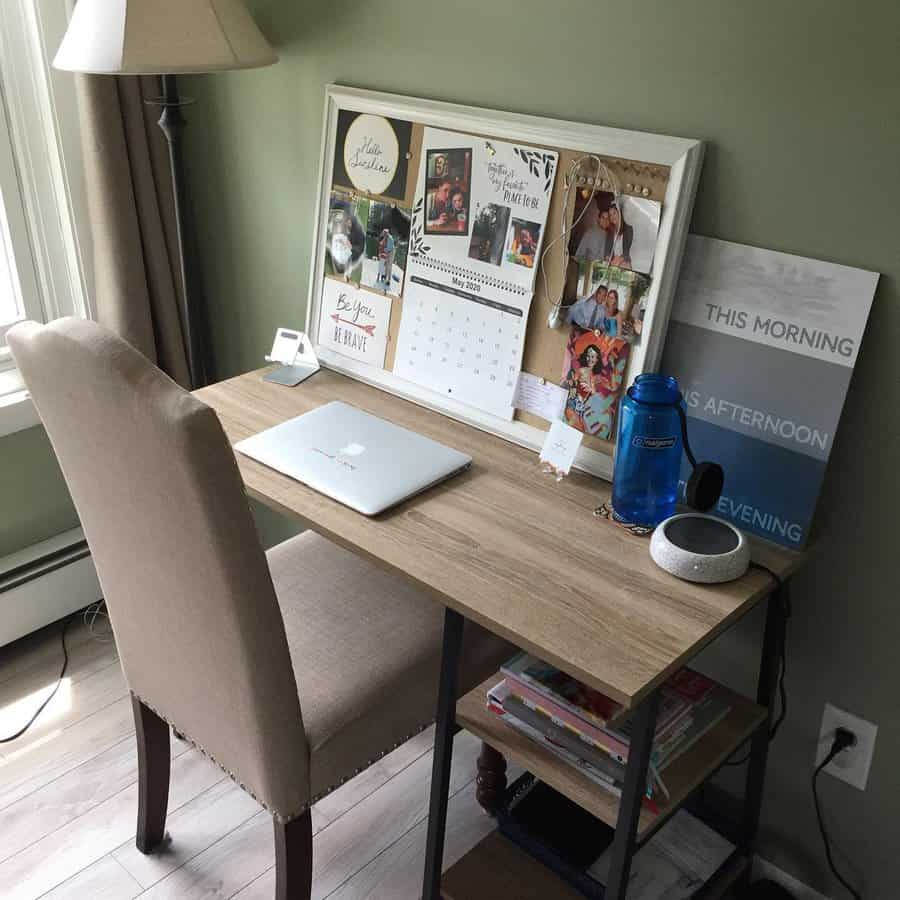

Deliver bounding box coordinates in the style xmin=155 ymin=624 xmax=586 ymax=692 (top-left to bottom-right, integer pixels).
xmin=0 ymin=617 xmax=507 ymax=899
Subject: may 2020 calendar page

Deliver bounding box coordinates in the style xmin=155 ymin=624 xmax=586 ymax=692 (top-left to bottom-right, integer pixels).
xmin=393 ymin=257 xmax=530 ymax=418
xmin=393 ymin=127 xmax=557 ymax=420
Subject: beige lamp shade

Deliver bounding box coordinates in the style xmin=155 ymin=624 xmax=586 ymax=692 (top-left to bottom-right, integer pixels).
xmin=53 ymin=0 xmax=278 ymax=75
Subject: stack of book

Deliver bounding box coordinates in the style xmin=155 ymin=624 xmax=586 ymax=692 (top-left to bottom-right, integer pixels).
xmin=487 ymin=653 xmax=733 ymax=810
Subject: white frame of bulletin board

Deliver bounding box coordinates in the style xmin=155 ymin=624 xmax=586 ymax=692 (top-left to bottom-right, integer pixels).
xmin=306 ymin=84 xmax=703 ymax=480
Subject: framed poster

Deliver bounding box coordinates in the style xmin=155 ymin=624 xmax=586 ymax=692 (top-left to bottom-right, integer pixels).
xmin=306 ymin=85 xmax=704 ymax=480
xmin=662 ymin=236 xmax=878 ymax=547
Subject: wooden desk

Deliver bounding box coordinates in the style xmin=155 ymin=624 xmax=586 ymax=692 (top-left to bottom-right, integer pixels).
xmin=197 ymin=367 xmax=803 ymax=900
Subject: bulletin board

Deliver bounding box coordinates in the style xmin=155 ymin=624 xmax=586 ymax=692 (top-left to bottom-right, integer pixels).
xmin=306 ymin=85 xmax=704 ymax=480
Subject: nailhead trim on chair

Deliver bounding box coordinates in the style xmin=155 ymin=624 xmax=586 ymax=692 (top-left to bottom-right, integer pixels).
xmin=130 ymin=691 xmax=436 ymax=823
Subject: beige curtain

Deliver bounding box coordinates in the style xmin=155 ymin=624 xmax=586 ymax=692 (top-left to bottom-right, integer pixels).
xmin=76 ymin=75 xmax=191 ymax=389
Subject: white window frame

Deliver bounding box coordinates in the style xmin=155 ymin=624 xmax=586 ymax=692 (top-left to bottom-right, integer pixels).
xmin=0 ymin=0 xmax=91 ymax=437
xmin=0 ymin=107 xmax=46 ymax=346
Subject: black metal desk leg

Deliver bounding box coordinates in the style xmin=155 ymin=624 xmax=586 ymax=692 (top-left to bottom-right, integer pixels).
xmin=422 ymin=607 xmax=465 ymax=900
xmin=740 ymin=582 xmax=788 ymax=860
xmin=604 ymin=690 xmax=660 ymax=900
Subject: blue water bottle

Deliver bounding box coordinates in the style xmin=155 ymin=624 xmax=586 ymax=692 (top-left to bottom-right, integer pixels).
xmin=611 ymin=374 xmax=684 ymax=527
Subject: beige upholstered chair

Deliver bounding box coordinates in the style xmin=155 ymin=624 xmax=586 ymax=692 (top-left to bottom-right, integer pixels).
xmin=9 ymin=318 xmax=512 ymax=899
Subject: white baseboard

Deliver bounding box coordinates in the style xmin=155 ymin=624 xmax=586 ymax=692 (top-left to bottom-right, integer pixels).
xmin=754 ymin=856 xmax=829 ymax=900
xmin=0 ymin=529 xmax=101 ymax=647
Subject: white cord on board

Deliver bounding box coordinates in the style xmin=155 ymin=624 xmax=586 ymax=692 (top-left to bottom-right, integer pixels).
xmin=539 ymin=154 xmax=623 ymax=328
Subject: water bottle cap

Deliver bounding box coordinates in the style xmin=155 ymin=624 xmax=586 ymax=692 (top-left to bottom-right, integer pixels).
xmin=629 ymin=374 xmax=681 ymax=406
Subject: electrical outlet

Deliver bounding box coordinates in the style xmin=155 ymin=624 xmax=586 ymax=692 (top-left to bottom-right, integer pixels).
xmin=816 ymin=703 xmax=878 ymax=790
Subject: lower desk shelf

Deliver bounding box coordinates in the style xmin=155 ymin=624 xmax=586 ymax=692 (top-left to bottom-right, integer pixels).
xmin=441 ymin=831 xmax=749 ymax=900
xmin=456 ymin=676 xmax=767 ymax=843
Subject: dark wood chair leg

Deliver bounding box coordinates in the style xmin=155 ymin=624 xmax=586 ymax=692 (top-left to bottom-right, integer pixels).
xmin=475 ymin=741 xmax=507 ymax=816
xmin=274 ymin=810 xmax=313 ymax=900
xmin=131 ymin=695 xmax=170 ymax=854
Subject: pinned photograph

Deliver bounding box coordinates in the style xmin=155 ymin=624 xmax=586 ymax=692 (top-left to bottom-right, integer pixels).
xmin=325 ymin=192 xmax=369 ymax=284
xmin=506 ymin=219 xmax=542 ymax=268
xmin=568 ymin=189 xmax=661 ymax=276
xmin=360 ymin=201 xmax=410 ymax=295
xmin=467 ymin=203 xmax=511 ymax=266
xmin=560 ymin=324 xmax=633 ymax=441
xmin=567 ymin=261 xmax=648 ymax=345
xmin=425 ymin=148 xmax=472 ymax=236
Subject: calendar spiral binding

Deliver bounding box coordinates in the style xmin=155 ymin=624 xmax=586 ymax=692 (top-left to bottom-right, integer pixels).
xmin=410 ymin=254 xmax=529 ymax=297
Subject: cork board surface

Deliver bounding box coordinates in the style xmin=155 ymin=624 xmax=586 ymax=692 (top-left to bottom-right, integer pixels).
xmin=517 ymin=150 xmax=669 ymax=454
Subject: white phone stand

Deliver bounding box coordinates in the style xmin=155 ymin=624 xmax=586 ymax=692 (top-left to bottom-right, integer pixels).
xmin=263 ymin=328 xmax=320 ymax=387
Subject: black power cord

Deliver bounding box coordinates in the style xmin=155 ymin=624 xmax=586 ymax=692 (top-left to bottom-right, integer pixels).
xmin=726 ymin=561 xmax=790 ymax=766
xmin=0 ymin=613 xmax=75 ymax=744
xmin=709 ymin=564 xmax=861 ymax=899
xmin=814 ymin=728 xmax=863 ymax=899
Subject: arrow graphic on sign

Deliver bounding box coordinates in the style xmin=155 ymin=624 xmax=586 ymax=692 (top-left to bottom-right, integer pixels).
xmin=331 ymin=314 xmax=376 ymax=336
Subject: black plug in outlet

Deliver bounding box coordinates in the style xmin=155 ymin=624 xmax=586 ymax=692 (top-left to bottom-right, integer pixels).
xmin=833 ymin=726 xmax=857 ymax=756
xmin=814 ymin=724 xmax=865 ymax=899
xmin=817 ymin=703 xmax=877 ymax=791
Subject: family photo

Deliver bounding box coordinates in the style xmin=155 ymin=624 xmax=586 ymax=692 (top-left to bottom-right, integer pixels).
xmin=325 ymin=191 xmax=368 ymax=284
xmin=506 ymin=219 xmax=541 ymax=268
xmin=425 ymin=148 xmax=472 ymax=235
xmin=560 ymin=261 xmax=648 ymax=439
xmin=568 ymin=189 xmax=661 ymax=275
xmin=360 ymin=201 xmax=410 ymax=295
xmin=566 ymin=261 xmax=647 ymax=344
xmin=467 ymin=203 xmax=510 ymax=266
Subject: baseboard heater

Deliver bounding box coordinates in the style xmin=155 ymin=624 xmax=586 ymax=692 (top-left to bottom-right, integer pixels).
xmin=0 ymin=527 xmax=101 ymax=648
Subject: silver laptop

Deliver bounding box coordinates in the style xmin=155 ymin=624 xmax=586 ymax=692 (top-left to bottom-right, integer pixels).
xmin=234 ymin=401 xmax=472 ymax=516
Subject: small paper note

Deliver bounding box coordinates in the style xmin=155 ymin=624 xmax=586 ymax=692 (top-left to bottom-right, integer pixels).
xmin=539 ymin=420 xmax=584 ymax=476
xmin=513 ymin=372 xmax=568 ymax=422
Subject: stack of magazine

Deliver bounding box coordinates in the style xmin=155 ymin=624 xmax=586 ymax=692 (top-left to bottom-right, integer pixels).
xmin=487 ymin=653 xmax=733 ymax=810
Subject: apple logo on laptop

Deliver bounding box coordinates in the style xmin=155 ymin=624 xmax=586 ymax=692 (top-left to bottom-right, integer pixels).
xmin=339 ymin=442 xmax=366 ymax=457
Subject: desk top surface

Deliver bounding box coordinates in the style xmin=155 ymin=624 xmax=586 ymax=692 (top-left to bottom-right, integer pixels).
xmin=197 ymin=367 xmax=804 ymax=707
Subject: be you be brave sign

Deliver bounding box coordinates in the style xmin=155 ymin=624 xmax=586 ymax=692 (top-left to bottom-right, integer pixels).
xmin=662 ymin=235 xmax=878 ymax=548
xmin=318 ymin=278 xmax=392 ymax=368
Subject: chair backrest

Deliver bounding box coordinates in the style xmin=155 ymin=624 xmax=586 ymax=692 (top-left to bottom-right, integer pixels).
xmin=9 ymin=318 xmax=310 ymax=820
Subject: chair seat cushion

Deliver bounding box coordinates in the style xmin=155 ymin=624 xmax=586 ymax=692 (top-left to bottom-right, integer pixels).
xmin=267 ymin=531 xmax=514 ymax=802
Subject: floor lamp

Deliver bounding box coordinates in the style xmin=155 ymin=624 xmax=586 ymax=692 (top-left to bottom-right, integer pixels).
xmin=53 ymin=0 xmax=278 ymax=388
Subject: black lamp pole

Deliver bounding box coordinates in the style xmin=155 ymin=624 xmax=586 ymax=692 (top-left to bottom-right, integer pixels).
xmin=155 ymin=74 xmax=207 ymax=389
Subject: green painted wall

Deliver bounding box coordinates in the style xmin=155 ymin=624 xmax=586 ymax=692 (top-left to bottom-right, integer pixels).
xmin=0 ymin=426 xmax=78 ymax=558
xmin=181 ymin=1 xmax=897 ymax=894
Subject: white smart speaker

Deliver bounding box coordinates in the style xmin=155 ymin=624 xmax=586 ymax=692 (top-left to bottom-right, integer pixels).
xmin=650 ymin=513 xmax=750 ymax=583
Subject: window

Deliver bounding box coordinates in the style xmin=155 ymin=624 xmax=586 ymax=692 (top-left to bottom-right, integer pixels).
xmin=0 ymin=100 xmax=44 ymax=422
xmin=0 ymin=98 xmax=45 ymax=350
xmin=0 ymin=0 xmax=89 ymax=435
